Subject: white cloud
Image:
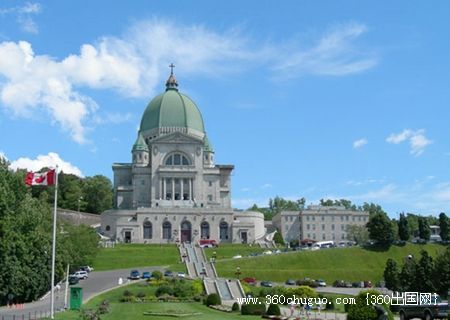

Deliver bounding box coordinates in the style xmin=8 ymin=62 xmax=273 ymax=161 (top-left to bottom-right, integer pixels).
xmin=386 ymin=129 xmax=432 ymax=156
xmin=9 ymin=152 xmax=83 ymax=177
xmin=0 ymin=2 xmax=41 ymax=34
xmin=353 ymin=138 xmax=368 ymax=149
xmin=272 ymin=22 xmax=377 ymax=78
xmin=0 ymin=20 xmax=377 ymax=144
xmin=261 ymin=183 xmax=272 ymax=189
xmin=0 ymin=150 xmax=7 ymax=160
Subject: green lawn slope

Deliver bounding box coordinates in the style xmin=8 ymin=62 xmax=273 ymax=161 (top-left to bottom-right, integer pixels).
xmin=213 ymin=243 xmax=445 ymax=284
xmin=93 ymin=244 xmax=180 ymax=271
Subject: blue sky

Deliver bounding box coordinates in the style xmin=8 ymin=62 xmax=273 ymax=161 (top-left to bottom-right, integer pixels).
xmin=1 ymin=1 xmax=449 ymax=217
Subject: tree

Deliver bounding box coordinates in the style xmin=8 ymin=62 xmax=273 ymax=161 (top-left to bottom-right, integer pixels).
xmin=399 ymin=257 xmax=417 ymax=292
xmin=366 ymin=213 xmax=394 ymax=247
xmin=83 ymin=175 xmax=113 ymax=214
xmin=432 ymin=246 xmax=450 ymax=295
xmin=346 ymin=225 xmax=369 ymax=244
xmin=398 ymin=213 xmax=410 ymax=241
xmin=361 ymin=203 xmax=388 ymax=217
xmin=273 ymin=229 xmax=285 ymax=246
xmin=383 ymin=259 xmax=399 ymax=291
xmin=418 ymin=217 xmax=431 ymax=240
xmin=439 ymin=212 xmax=449 ymax=241
xmin=347 ymin=290 xmax=394 ymax=320
xmin=414 ymin=250 xmax=435 ymax=293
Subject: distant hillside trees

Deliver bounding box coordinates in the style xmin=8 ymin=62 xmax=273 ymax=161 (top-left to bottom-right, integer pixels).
xmin=398 ymin=213 xmax=410 ymax=241
xmin=248 ymin=196 xmax=305 ymax=220
xmin=30 ymin=171 xmax=112 ymax=214
xmin=418 ymin=217 xmax=431 ymax=240
xmin=439 ymin=212 xmax=449 ymax=241
xmin=0 ymin=159 xmax=99 ymax=305
xmin=367 ymin=212 xmax=394 ymax=247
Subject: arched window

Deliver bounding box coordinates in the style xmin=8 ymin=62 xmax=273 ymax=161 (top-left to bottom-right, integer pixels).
xmin=219 ymin=221 xmax=228 ymax=240
xmin=165 ymin=153 xmax=190 ymax=166
xmin=143 ymin=221 xmax=152 ymax=239
xmin=201 ymin=221 xmax=210 ymax=239
xmin=105 ymin=225 xmax=110 ymax=231
xmin=162 ymin=221 xmax=172 ymax=239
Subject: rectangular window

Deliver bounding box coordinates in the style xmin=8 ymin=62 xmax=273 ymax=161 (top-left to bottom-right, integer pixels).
xmin=322 ymin=224 xmax=325 ymax=231
xmin=341 ymin=234 xmax=345 ymax=240
xmin=332 ymin=216 xmax=335 ymax=222
xmin=307 ymin=224 xmax=310 ymax=230
xmin=313 ymin=234 xmax=316 ymax=240
xmin=341 ymin=225 xmax=345 ymax=231
xmin=312 ymin=225 xmax=316 ymax=230
xmin=307 ymin=233 xmax=311 ymax=238
xmin=306 ymin=216 xmax=310 ymax=221
xmin=209 ymin=181 xmax=212 ymax=187
xmin=332 ymin=224 xmax=335 ymax=231
xmin=332 ymin=233 xmax=335 ymax=240
xmin=285 ymin=216 xmax=289 ymax=222
xmin=346 ymin=216 xmax=349 ymax=221
xmin=322 ymin=234 xmax=326 ymax=240
xmin=321 ymin=216 xmax=325 ymax=221
xmin=312 ymin=216 xmax=315 ymax=221
xmin=208 ymin=195 xmax=213 ymax=201
xmin=341 ymin=216 xmax=344 ymax=221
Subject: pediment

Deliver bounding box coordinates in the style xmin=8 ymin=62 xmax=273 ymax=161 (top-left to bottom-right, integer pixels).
xmin=152 ymin=131 xmax=202 ymax=145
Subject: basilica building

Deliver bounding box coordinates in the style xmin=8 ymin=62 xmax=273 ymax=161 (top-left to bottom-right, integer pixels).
xmin=101 ymin=68 xmax=265 ymax=244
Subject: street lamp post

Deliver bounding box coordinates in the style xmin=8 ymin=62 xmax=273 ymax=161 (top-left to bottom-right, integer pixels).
xmin=235 ymin=266 xmax=241 ymax=280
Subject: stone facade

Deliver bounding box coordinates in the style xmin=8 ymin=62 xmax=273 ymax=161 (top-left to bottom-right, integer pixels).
xmin=272 ymin=205 xmax=369 ymax=243
xmin=101 ymin=72 xmax=265 ymax=244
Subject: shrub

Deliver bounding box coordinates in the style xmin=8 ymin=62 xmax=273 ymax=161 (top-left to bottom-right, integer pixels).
xmin=326 ymin=299 xmax=335 ymax=310
xmin=267 ymin=303 xmax=281 ymax=316
xmin=97 ymin=300 xmax=110 ymax=314
xmin=205 ymin=293 xmax=221 ymax=306
xmin=232 ymin=302 xmax=240 ymax=312
xmin=80 ymin=309 xmax=100 ymax=320
xmin=155 ymin=285 xmax=174 ymax=297
xmin=136 ymin=292 xmax=146 ymax=299
xmin=347 ymin=290 xmax=394 ymax=320
xmin=152 ymin=270 xmax=163 ymax=281
xmin=123 ymin=290 xmax=133 ymax=297
xmin=241 ymin=303 xmax=266 ymax=315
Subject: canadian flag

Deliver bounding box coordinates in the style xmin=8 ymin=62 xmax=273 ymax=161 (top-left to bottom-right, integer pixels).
xmin=25 ymin=169 xmax=56 ymax=186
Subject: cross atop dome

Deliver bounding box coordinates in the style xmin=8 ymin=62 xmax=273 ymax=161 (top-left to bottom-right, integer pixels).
xmin=166 ymin=63 xmax=178 ymax=91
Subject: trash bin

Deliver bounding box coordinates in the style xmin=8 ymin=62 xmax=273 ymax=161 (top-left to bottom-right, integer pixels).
xmin=70 ymin=287 xmax=83 ymax=310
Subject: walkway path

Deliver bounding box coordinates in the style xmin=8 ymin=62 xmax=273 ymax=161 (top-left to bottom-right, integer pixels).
xmin=0 ymin=266 xmax=166 ymax=319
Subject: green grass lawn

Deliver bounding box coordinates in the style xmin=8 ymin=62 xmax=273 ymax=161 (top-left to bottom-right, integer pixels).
xmin=93 ymin=244 xmax=180 ymax=271
xmin=213 ymin=243 xmax=445 ymax=284
xmin=54 ymin=282 xmax=258 ymax=320
xmin=204 ymin=244 xmax=268 ymax=260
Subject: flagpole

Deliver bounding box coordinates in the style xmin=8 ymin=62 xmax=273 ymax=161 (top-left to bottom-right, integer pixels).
xmin=50 ymin=165 xmax=59 ymax=319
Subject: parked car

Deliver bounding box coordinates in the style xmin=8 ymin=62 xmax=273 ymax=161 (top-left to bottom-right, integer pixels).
xmin=242 ymin=277 xmax=257 ymax=285
xmin=72 ymin=271 xmax=88 ymax=280
xmin=164 ymin=270 xmax=174 ymax=277
xmin=399 ymin=295 xmax=448 ymax=320
xmin=79 ymin=266 xmax=94 ymax=273
xmin=199 ymin=239 xmax=218 ymax=248
xmin=260 ymin=281 xmax=273 ymax=287
xmin=333 ymin=280 xmax=352 ymax=288
xmin=352 ymin=281 xmax=363 ymax=288
xmin=263 ymin=250 xmax=273 ymax=255
xmin=142 ymin=271 xmax=151 ymax=279
xmin=296 ymin=278 xmax=318 ymax=288
xmin=129 ymin=270 xmax=140 ymax=280
xmin=363 ymin=280 xmax=372 ymax=288
xmin=315 ymin=279 xmax=327 ymax=287
xmin=68 ymin=276 xmax=79 ymax=285
xmin=285 ymin=279 xmax=296 ymax=286
xmin=177 ymin=272 xmax=186 ymax=278
xmin=232 ymin=255 xmax=242 ymax=259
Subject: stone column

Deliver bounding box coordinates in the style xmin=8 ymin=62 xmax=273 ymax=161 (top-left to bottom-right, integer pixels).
xmin=172 ymin=178 xmax=175 ymax=201
xmin=163 ymin=178 xmax=166 ymax=200
xmin=189 ymin=178 xmax=192 ymax=200
xmin=180 ymin=178 xmax=184 ymax=200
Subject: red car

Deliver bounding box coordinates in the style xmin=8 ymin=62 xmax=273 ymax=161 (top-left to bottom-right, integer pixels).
xmin=242 ymin=277 xmax=257 ymax=285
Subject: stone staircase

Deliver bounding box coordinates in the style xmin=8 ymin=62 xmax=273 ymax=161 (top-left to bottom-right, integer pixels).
xmin=181 ymin=242 xmax=244 ymax=303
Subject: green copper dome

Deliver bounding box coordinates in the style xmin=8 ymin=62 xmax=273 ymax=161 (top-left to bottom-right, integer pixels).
xmin=139 ymin=72 xmax=205 ymax=134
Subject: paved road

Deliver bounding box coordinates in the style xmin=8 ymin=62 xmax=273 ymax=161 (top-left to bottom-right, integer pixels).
xmin=0 ymin=266 xmax=167 ymax=319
